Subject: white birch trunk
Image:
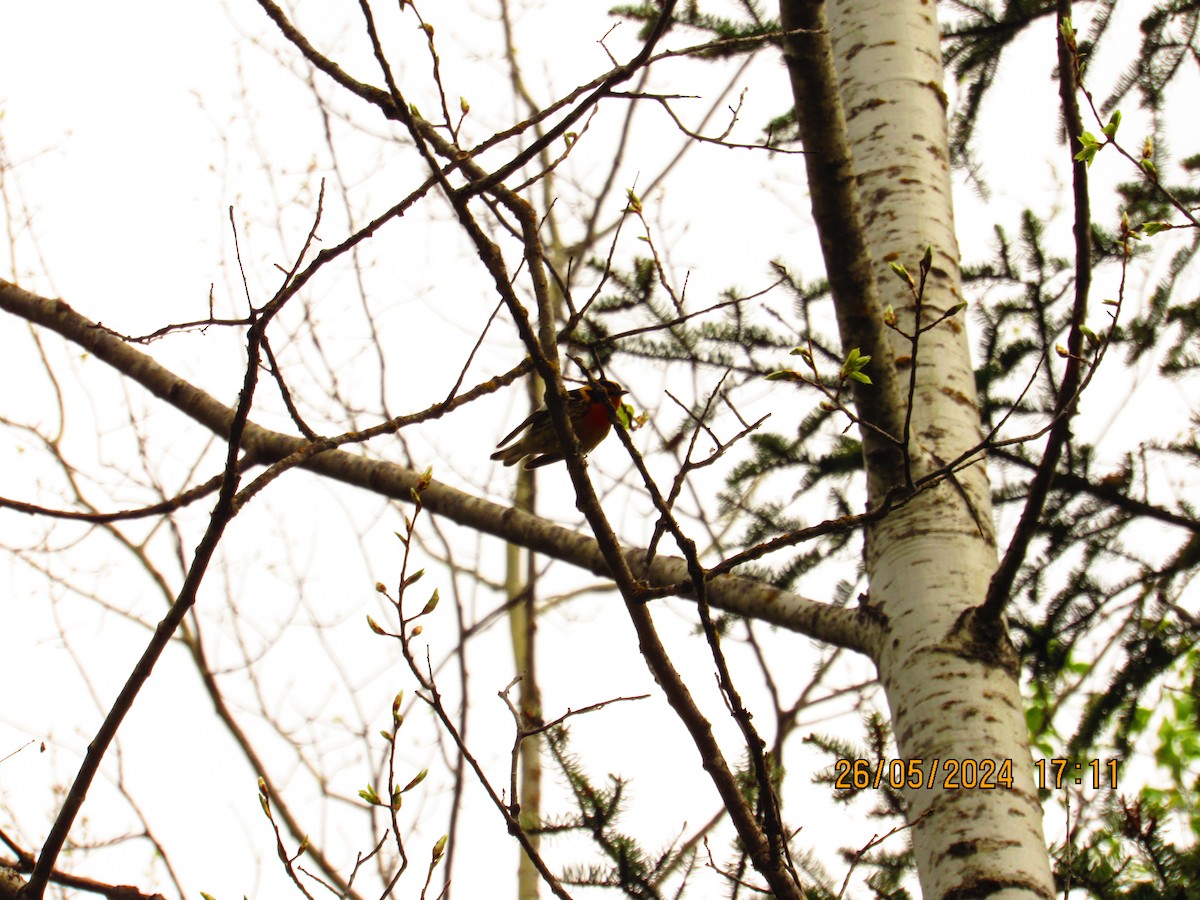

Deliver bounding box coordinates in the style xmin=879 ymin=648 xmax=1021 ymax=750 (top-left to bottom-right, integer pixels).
xmin=826 ymin=0 xmax=1054 ymax=895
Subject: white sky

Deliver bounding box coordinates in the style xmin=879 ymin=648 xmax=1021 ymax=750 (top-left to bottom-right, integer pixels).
xmin=1 ymin=1 xmax=1197 ymax=898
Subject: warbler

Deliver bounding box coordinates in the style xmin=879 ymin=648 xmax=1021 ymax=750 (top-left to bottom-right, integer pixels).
xmin=491 ymin=380 xmax=628 ymax=469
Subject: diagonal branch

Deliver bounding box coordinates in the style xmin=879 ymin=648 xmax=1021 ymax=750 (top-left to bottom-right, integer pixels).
xmin=0 ymin=279 xmax=878 ymax=656
xmin=20 ymin=235 xmax=303 ymax=898
xmin=982 ymin=4 xmax=1093 ymax=619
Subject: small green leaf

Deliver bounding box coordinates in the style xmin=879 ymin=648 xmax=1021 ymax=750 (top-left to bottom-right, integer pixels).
xmin=1129 ymin=705 xmax=1152 ymax=736
xmin=766 ymin=369 xmax=802 ymax=382
xmin=889 ymin=261 xmax=913 ymax=287
xmin=1058 ymin=18 xmax=1075 ymax=48
xmin=1102 ymin=109 xmax=1121 ymax=139
xmin=788 ymin=346 xmax=815 ymax=370
xmin=1074 ymin=132 xmax=1100 ymax=166
xmin=402 ymin=768 xmax=429 ymax=793
xmin=841 ymin=348 xmax=871 ymax=383
xmin=421 ymin=588 xmax=439 ymax=616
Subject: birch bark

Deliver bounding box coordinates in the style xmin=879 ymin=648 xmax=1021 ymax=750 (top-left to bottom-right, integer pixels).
xmin=796 ymin=0 xmax=1055 ymax=893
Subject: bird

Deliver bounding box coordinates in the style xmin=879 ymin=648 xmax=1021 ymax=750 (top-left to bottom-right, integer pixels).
xmin=491 ymin=379 xmax=628 ymax=469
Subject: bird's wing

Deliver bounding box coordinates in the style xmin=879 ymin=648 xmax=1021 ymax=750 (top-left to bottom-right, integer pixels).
xmin=523 ymin=451 xmax=562 ymax=470
xmin=495 ymin=407 xmax=541 ymax=448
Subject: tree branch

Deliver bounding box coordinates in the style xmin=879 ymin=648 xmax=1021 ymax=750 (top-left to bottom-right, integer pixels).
xmin=0 ymin=279 xmax=877 ymax=657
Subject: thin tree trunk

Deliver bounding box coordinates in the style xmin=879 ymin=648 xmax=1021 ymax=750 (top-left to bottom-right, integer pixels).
xmin=508 ymin=465 xmax=544 ymax=900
